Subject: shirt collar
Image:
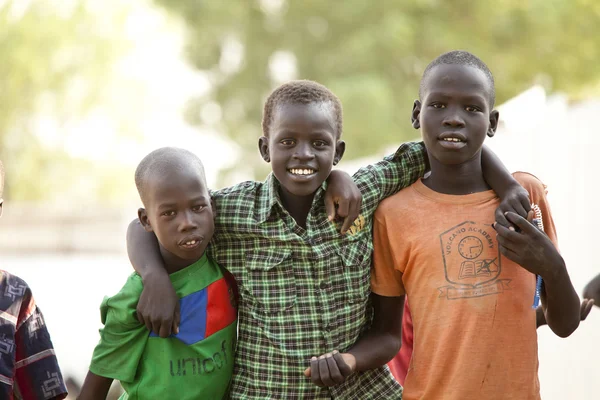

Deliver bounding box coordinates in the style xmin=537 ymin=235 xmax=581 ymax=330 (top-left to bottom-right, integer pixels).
xmin=256 ymin=173 xmax=328 ymax=224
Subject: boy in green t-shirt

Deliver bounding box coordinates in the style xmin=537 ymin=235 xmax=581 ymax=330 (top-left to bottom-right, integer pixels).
xmin=78 ymin=148 xmax=237 ymax=400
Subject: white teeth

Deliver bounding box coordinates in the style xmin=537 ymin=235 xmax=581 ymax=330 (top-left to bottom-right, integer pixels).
xmin=289 ymin=168 xmax=316 ymax=175
xmin=185 ymin=240 xmax=197 ymax=245
xmin=443 ymin=138 xmax=463 ymax=142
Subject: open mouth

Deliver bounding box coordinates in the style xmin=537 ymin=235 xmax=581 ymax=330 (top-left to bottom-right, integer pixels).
xmin=441 ymin=137 xmax=464 ymax=143
xmin=288 ymin=168 xmax=317 ymax=176
xmin=178 ymin=237 xmax=203 ymax=250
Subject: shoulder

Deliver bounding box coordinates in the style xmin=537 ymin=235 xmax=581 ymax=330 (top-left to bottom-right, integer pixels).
xmin=211 ymin=180 xmax=261 ymax=200
xmin=512 ymin=171 xmax=548 ymax=197
xmin=104 ymin=273 xmax=144 ymax=309
xmin=0 ymin=270 xmax=32 ymax=304
xmin=374 ymin=183 xmax=419 ymax=220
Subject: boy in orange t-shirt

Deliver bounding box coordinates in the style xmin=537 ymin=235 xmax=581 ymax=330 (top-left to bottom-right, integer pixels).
xmin=324 ymin=51 xmax=581 ymax=399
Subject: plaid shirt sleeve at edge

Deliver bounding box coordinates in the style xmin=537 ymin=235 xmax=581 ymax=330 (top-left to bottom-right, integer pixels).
xmin=14 ymin=287 xmax=67 ymax=400
xmin=354 ymin=141 xmax=427 ymax=216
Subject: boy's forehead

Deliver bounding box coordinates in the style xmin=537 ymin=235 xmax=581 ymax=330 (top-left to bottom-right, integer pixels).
xmin=272 ymin=102 xmax=337 ymax=134
xmin=422 ymin=64 xmax=492 ymax=102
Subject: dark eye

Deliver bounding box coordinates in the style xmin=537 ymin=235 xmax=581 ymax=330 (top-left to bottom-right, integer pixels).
xmin=431 ymin=103 xmax=446 ymax=109
xmin=192 ymin=205 xmax=205 ymax=212
xmin=162 ymin=210 xmax=176 ymax=217
xmin=465 ymin=106 xmax=481 ymax=112
xmin=313 ymin=140 xmax=328 ymax=147
xmin=280 ymin=139 xmax=294 ymax=146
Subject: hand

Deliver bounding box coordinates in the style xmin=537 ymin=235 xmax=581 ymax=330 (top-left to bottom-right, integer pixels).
xmin=583 ymin=274 xmax=600 ymax=306
xmin=325 ymin=170 xmax=362 ymax=234
xmin=494 ymin=211 xmax=563 ymax=279
xmin=495 ymin=184 xmax=531 ymax=229
xmin=137 ymin=272 xmax=180 ymax=337
xmin=303 ymin=350 xmax=356 ymax=387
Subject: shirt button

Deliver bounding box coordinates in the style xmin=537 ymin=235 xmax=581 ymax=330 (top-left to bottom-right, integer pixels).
xmin=319 ymin=281 xmax=328 ymax=290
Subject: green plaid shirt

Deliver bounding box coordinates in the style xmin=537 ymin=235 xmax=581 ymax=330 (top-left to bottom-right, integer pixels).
xmin=208 ymin=141 xmax=426 ymax=399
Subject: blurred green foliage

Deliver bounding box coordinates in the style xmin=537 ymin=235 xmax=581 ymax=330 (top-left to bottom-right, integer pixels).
xmin=0 ymin=1 xmax=128 ymax=201
xmin=155 ymin=0 xmax=600 ymax=181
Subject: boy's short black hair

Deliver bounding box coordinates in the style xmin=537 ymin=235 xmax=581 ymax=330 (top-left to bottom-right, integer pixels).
xmin=0 ymin=160 xmax=4 ymax=197
xmin=135 ymin=147 xmax=206 ymax=206
xmin=420 ymin=50 xmax=496 ymax=107
xmin=262 ymin=80 xmax=343 ymax=138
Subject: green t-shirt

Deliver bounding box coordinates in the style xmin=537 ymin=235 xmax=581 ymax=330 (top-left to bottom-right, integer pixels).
xmin=89 ymin=255 xmax=237 ymax=399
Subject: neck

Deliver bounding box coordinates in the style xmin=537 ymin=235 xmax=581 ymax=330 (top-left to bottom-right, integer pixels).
xmin=159 ymin=245 xmax=200 ymax=274
xmin=424 ymin=152 xmax=490 ymax=195
xmin=278 ymin=187 xmax=315 ymax=229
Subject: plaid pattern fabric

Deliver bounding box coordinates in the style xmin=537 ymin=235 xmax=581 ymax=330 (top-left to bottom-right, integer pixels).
xmin=209 ymin=141 xmax=426 ymax=399
xmin=0 ymin=271 xmax=67 ymax=400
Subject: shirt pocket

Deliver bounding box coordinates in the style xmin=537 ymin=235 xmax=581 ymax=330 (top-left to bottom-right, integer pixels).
xmin=337 ymin=235 xmax=373 ymax=304
xmin=245 ymin=249 xmax=296 ymax=314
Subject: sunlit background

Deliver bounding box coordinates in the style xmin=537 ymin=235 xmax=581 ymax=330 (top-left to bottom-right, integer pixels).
xmin=2 ymin=0 xmax=599 ymax=398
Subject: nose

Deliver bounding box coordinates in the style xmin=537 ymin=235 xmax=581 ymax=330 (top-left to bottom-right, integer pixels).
xmin=179 ymin=210 xmax=198 ymax=232
xmin=442 ymin=109 xmax=465 ymax=128
xmin=293 ymin=141 xmax=315 ymax=161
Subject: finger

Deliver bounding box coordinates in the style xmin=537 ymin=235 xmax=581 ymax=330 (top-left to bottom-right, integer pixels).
xmin=158 ymin=318 xmax=172 ymax=338
xmin=581 ymin=299 xmax=594 ymax=320
xmin=527 ymin=210 xmax=534 ymax=223
xmin=504 ymin=212 xmax=536 ymax=234
xmin=494 ymin=223 xmax=522 ymax=243
xmin=333 ymin=351 xmax=353 ymax=376
xmin=340 ymin=215 xmax=354 ymax=235
xmin=494 ymin=208 xmax=511 ymax=228
xmin=344 ymin=202 xmax=360 ymax=234
xmin=509 ymin=198 xmax=528 ymax=219
xmin=337 ymin=198 xmax=349 ymax=219
xmin=136 ymin=305 xmax=145 ymax=325
xmin=520 ymin=196 xmax=532 ymax=215
xmin=303 ymin=366 xmax=311 ymax=378
xmin=318 ymin=355 xmax=335 ymax=387
xmin=325 ymin=353 xmax=344 ymax=384
xmin=174 ymin=303 xmax=181 ymax=334
xmin=499 ymin=244 xmax=521 ymax=263
xmin=310 ymin=357 xmax=324 ymax=387
xmin=325 ymin=195 xmax=336 ymax=222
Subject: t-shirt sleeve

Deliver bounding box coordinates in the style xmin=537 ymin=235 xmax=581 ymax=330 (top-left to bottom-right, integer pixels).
xmin=14 ymin=287 xmax=68 ymax=400
xmin=513 ymin=172 xmax=558 ymax=249
xmin=89 ymin=276 xmax=149 ymax=383
xmin=353 ymin=141 xmax=427 ymax=218
xmin=371 ymin=208 xmax=407 ymax=296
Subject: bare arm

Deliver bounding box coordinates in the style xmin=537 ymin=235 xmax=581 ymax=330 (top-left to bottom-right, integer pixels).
xmin=304 ymin=294 xmax=404 ymax=386
xmin=77 ymin=371 xmax=113 ymax=400
xmin=481 ymin=146 xmax=531 ymax=226
xmin=347 ymin=294 xmax=404 ymax=371
xmin=126 ymin=219 xmax=179 ymax=337
xmin=497 ymin=212 xmax=580 ymax=337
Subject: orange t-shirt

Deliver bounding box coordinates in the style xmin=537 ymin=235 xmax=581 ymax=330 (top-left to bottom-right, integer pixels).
xmin=371 ymin=172 xmax=557 ymax=400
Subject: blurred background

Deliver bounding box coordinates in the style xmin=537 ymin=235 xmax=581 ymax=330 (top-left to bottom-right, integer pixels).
xmin=2 ymin=0 xmax=599 ymax=398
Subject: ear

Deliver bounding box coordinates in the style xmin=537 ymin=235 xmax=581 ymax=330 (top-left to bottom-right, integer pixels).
xmin=411 ymin=100 xmax=422 ymax=129
xmin=488 ymin=110 xmax=499 ymax=138
xmin=258 ymin=136 xmax=270 ymax=162
xmin=138 ymin=208 xmax=153 ymax=232
xmin=333 ymin=140 xmax=346 ymax=166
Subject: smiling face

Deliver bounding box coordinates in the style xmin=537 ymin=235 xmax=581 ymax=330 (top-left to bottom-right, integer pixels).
xmin=139 ymin=167 xmax=214 ymax=271
xmin=414 ymin=63 xmax=498 ymax=166
xmin=259 ymin=102 xmax=345 ymax=199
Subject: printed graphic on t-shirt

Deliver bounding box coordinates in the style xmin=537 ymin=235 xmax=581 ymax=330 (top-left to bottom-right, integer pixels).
xmin=438 ymin=221 xmax=511 ymax=299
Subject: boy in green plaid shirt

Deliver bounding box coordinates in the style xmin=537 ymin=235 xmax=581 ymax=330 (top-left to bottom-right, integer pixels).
xmin=127 ymin=80 xmax=529 ymax=399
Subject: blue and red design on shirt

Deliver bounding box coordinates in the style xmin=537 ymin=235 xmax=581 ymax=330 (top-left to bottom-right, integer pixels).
xmin=150 ymin=276 xmax=237 ymax=345
xmin=0 ymin=270 xmax=67 ymax=400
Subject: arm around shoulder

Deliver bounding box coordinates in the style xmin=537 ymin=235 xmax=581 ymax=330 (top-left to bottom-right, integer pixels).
xmin=126 ymin=218 xmax=179 ymax=337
